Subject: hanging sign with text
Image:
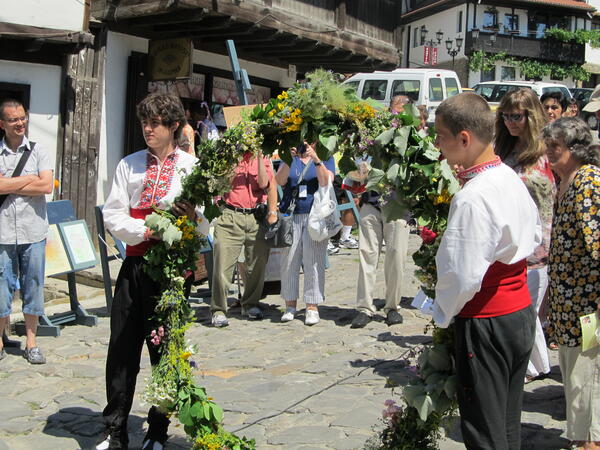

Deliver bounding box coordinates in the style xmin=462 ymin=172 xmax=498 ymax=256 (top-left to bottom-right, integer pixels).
xmin=423 ymin=46 xmax=431 ymax=65
xmin=148 ymin=37 xmax=193 ymax=81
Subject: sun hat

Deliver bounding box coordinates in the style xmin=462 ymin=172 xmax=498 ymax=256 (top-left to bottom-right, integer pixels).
xmin=582 ymin=84 xmax=600 ymax=113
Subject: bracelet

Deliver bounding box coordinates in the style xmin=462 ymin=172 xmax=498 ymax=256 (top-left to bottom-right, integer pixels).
xmin=314 ymin=161 xmax=322 ymax=166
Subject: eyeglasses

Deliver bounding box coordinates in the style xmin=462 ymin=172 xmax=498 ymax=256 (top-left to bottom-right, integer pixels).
xmin=501 ymin=113 xmax=525 ymax=122
xmin=3 ymin=116 xmax=28 ymax=124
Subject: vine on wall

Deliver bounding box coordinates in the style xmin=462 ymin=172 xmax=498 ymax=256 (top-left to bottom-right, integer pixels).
xmin=468 ymin=50 xmax=591 ymax=82
xmin=544 ymin=28 xmax=600 ymax=47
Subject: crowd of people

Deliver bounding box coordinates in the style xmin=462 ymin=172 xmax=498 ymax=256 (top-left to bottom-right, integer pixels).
xmin=0 ymin=79 xmax=598 ymax=450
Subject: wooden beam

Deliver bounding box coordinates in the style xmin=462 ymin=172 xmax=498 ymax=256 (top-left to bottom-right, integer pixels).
xmin=97 ymin=0 xmax=398 ymax=65
xmin=119 ymin=8 xmax=209 ymax=27
xmin=335 ymin=0 xmax=346 ymax=30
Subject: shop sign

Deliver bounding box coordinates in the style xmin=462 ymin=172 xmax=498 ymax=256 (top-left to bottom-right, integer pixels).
xmin=148 ymin=37 xmax=193 ymax=81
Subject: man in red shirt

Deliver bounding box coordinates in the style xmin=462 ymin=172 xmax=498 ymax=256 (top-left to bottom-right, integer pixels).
xmin=210 ymin=148 xmax=277 ymax=327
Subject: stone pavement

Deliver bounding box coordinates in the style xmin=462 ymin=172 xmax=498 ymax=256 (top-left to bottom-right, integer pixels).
xmin=0 ymin=235 xmax=570 ymax=449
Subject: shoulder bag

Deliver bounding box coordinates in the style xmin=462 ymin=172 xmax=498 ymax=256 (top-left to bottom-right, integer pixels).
xmin=0 ymin=142 xmax=35 ymax=209
xmin=262 ymin=160 xmax=312 ymax=248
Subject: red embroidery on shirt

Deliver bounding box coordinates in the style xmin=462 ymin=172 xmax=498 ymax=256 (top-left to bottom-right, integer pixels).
xmin=138 ymin=152 xmax=179 ymax=208
xmin=457 ymin=156 xmax=502 ymax=185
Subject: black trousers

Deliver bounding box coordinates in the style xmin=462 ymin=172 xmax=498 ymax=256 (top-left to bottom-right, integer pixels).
xmin=454 ymin=305 xmax=535 ymax=450
xmin=102 ymin=256 xmax=192 ymax=446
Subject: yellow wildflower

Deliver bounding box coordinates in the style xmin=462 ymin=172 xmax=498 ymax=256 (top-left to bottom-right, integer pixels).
xmin=268 ymin=110 xmax=276 ymax=117
xmin=180 ymin=352 xmax=192 ymax=360
xmin=277 ymin=103 xmax=285 ymax=110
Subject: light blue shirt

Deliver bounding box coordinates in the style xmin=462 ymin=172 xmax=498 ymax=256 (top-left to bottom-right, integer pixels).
xmin=0 ymin=136 xmax=52 ymax=245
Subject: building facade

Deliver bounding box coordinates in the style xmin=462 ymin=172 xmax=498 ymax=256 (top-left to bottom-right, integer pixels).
xmin=399 ymin=0 xmax=597 ymax=87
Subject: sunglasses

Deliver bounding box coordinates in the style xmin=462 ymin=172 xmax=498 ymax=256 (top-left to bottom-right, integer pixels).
xmin=501 ymin=113 xmax=525 ymax=122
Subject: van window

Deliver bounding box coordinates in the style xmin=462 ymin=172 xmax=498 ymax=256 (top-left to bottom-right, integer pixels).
xmin=493 ymin=85 xmax=523 ymax=102
xmin=362 ymin=80 xmax=388 ymax=101
xmin=475 ymin=85 xmax=495 ymax=102
xmin=445 ymin=78 xmax=459 ymax=98
xmin=391 ymin=80 xmax=420 ymax=103
xmin=429 ymin=78 xmax=443 ymax=102
xmin=345 ymin=81 xmax=359 ymax=93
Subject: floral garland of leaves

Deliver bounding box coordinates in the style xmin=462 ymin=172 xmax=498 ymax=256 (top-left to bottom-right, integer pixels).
xmin=544 ymin=27 xmax=600 ymax=47
xmin=363 ymin=108 xmax=461 ymax=449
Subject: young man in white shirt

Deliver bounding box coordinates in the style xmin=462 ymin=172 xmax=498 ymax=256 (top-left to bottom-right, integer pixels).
xmin=97 ymin=94 xmax=207 ymax=450
xmin=433 ymin=93 xmax=542 ymax=449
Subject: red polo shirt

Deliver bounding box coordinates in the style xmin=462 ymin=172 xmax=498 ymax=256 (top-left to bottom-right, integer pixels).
xmin=223 ymin=153 xmax=273 ymax=209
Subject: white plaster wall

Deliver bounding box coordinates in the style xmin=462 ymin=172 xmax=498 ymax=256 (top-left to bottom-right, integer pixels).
xmin=97 ymin=31 xmax=296 ymax=203
xmin=0 ymin=0 xmax=84 ymax=31
xmin=0 ymin=59 xmax=61 ymax=178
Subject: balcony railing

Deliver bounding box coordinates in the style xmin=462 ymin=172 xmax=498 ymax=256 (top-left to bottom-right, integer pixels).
xmin=464 ymin=30 xmax=585 ymax=65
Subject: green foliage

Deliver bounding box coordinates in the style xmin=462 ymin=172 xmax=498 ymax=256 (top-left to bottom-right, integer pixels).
xmin=468 ymin=50 xmax=591 ymax=82
xmin=544 ymin=27 xmax=600 ymax=47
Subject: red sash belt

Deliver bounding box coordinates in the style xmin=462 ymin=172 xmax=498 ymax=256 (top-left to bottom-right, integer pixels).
xmin=458 ymin=260 xmax=531 ymax=318
xmin=126 ymin=208 xmax=157 ymax=257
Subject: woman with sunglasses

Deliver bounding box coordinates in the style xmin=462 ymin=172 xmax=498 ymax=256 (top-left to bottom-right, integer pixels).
xmin=494 ymin=88 xmax=555 ymax=383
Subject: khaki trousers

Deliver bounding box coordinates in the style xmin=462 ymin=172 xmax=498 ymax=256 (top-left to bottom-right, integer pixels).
xmin=210 ymin=209 xmax=269 ymax=315
xmin=356 ymin=203 xmax=409 ymax=315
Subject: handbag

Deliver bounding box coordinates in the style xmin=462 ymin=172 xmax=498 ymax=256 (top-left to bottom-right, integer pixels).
xmin=0 ymin=142 xmax=34 ymax=209
xmin=307 ymin=180 xmax=343 ymax=242
xmin=262 ymin=160 xmax=312 ymax=248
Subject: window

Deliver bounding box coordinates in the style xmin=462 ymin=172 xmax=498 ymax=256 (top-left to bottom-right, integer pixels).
xmin=362 ymin=80 xmax=388 ymax=101
xmin=528 ymin=13 xmax=547 ymax=39
xmin=504 ymin=14 xmax=519 ymax=34
xmin=429 ymin=78 xmax=443 ymax=101
xmin=474 ymin=84 xmax=495 ymax=101
xmin=445 ymin=78 xmax=459 ymax=98
xmin=413 ymin=27 xmax=419 ymax=48
xmin=483 ymin=9 xmax=498 ymax=29
xmin=420 ymin=25 xmax=426 ymax=45
xmin=391 ymin=80 xmax=421 ymax=103
xmin=345 ymin=81 xmax=359 ymax=93
xmin=501 ymin=66 xmax=516 ymax=81
xmin=481 ymin=67 xmax=496 ymax=82
xmin=493 ymin=85 xmax=519 ymax=102
xmin=457 ymin=10 xmax=463 ymax=33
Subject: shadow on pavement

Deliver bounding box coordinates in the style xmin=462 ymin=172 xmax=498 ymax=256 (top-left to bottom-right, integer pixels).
xmin=521 ymin=423 xmax=570 ymax=450
xmin=522 ymin=384 xmax=566 ymax=421
xmin=43 ymin=407 xmax=191 ymax=449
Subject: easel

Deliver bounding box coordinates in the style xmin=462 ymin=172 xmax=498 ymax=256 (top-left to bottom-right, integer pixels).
xmin=14 ymin=200 xmax=98 ymax=337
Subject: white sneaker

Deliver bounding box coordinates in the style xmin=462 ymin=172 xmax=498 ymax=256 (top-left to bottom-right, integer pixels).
xmin=142 ymin=439 xmax=164 ymax=450
xmin=281 ymin=307 xmax=296 ymax=322
xmin=305 ymin=309 xmax=320 ymax=326
xmin=96 ymin=437 xmax=110 ymax=450
xmin=339 ymin=236 xmax=359 ymax=249
xmin=327 ymin=241 xmax=339 ymax=255
xmin=211 ymin=313 xmax=229 ymax=327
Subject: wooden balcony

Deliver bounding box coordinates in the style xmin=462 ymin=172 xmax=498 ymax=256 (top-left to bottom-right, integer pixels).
xmin=464 ymin=30 xmax=585 ymax=65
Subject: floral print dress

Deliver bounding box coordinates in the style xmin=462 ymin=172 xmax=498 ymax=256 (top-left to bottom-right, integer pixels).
xmin=547 ymin=164 xmax=600 ymax=347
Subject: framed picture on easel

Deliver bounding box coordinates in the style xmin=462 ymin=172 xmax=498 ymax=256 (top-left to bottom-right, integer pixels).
xmin=58 ymin=220 xmax=98 ymax=271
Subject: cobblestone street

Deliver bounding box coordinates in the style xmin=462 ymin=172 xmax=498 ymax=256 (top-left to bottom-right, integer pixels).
xmin=0 ymin=235 xmax=570 ymax=449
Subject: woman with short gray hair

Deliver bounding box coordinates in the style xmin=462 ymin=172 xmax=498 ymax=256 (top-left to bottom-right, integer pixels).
xmin=542 ymin=117 xmax=600 ymax=449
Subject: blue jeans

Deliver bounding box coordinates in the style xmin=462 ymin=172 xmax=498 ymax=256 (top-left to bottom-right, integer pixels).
xmin=0 ymin=240 xmax=46 ymax=318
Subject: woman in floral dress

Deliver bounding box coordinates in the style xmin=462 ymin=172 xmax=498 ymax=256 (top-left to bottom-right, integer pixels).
xmin=542 ymin=117 xmax=600 ymax=450
xmin=494 ymin=88 xmax=555 ymax=381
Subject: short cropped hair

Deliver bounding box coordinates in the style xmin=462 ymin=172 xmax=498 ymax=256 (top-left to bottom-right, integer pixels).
xmin=136 ymin=93 xmax=186 ymax=140
xmin=435 ymin=92 xmax=494 ymax=144
xmin=0 ymin=99 xmax=27 ymax=120
xmin=541 ymin=116 xmax=598 ymax=165
xmin=540 ymin=91 xmax=567 ymax=112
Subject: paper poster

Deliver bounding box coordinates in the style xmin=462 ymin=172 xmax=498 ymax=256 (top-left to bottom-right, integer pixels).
xmin=411 ymin=289 xmax=434 ymax=315
xmin=580 ymin=312 xmax=599 ymax=352
xmin=59 ymin=220 xmax=98 ymax=270
xmin=148 ymin=73 xmax=206 ymax=100
xmin=45 ymin=224 xmax=71 ymax=276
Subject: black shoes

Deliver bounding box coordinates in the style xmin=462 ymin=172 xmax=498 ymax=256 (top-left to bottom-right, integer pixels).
xmin=351 ymin=310 xmax=403 ymax=328
xmin=351 ymin=312 xmax=372 ymax=328
xmin=386 ymin=310 xmax=403 ymax=326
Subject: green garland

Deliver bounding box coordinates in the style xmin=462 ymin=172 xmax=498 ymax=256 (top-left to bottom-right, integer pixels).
xmin=544 ymin=27 xmax=600 ymax=47
xmin=468 ymin=50 xmax=591 ymax=81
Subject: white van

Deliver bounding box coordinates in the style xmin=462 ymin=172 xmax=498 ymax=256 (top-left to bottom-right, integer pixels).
xmin=343 ymin=69 xmax=463 ymax=120
xmin=472 ymin=80 xmax=572 ymax=110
